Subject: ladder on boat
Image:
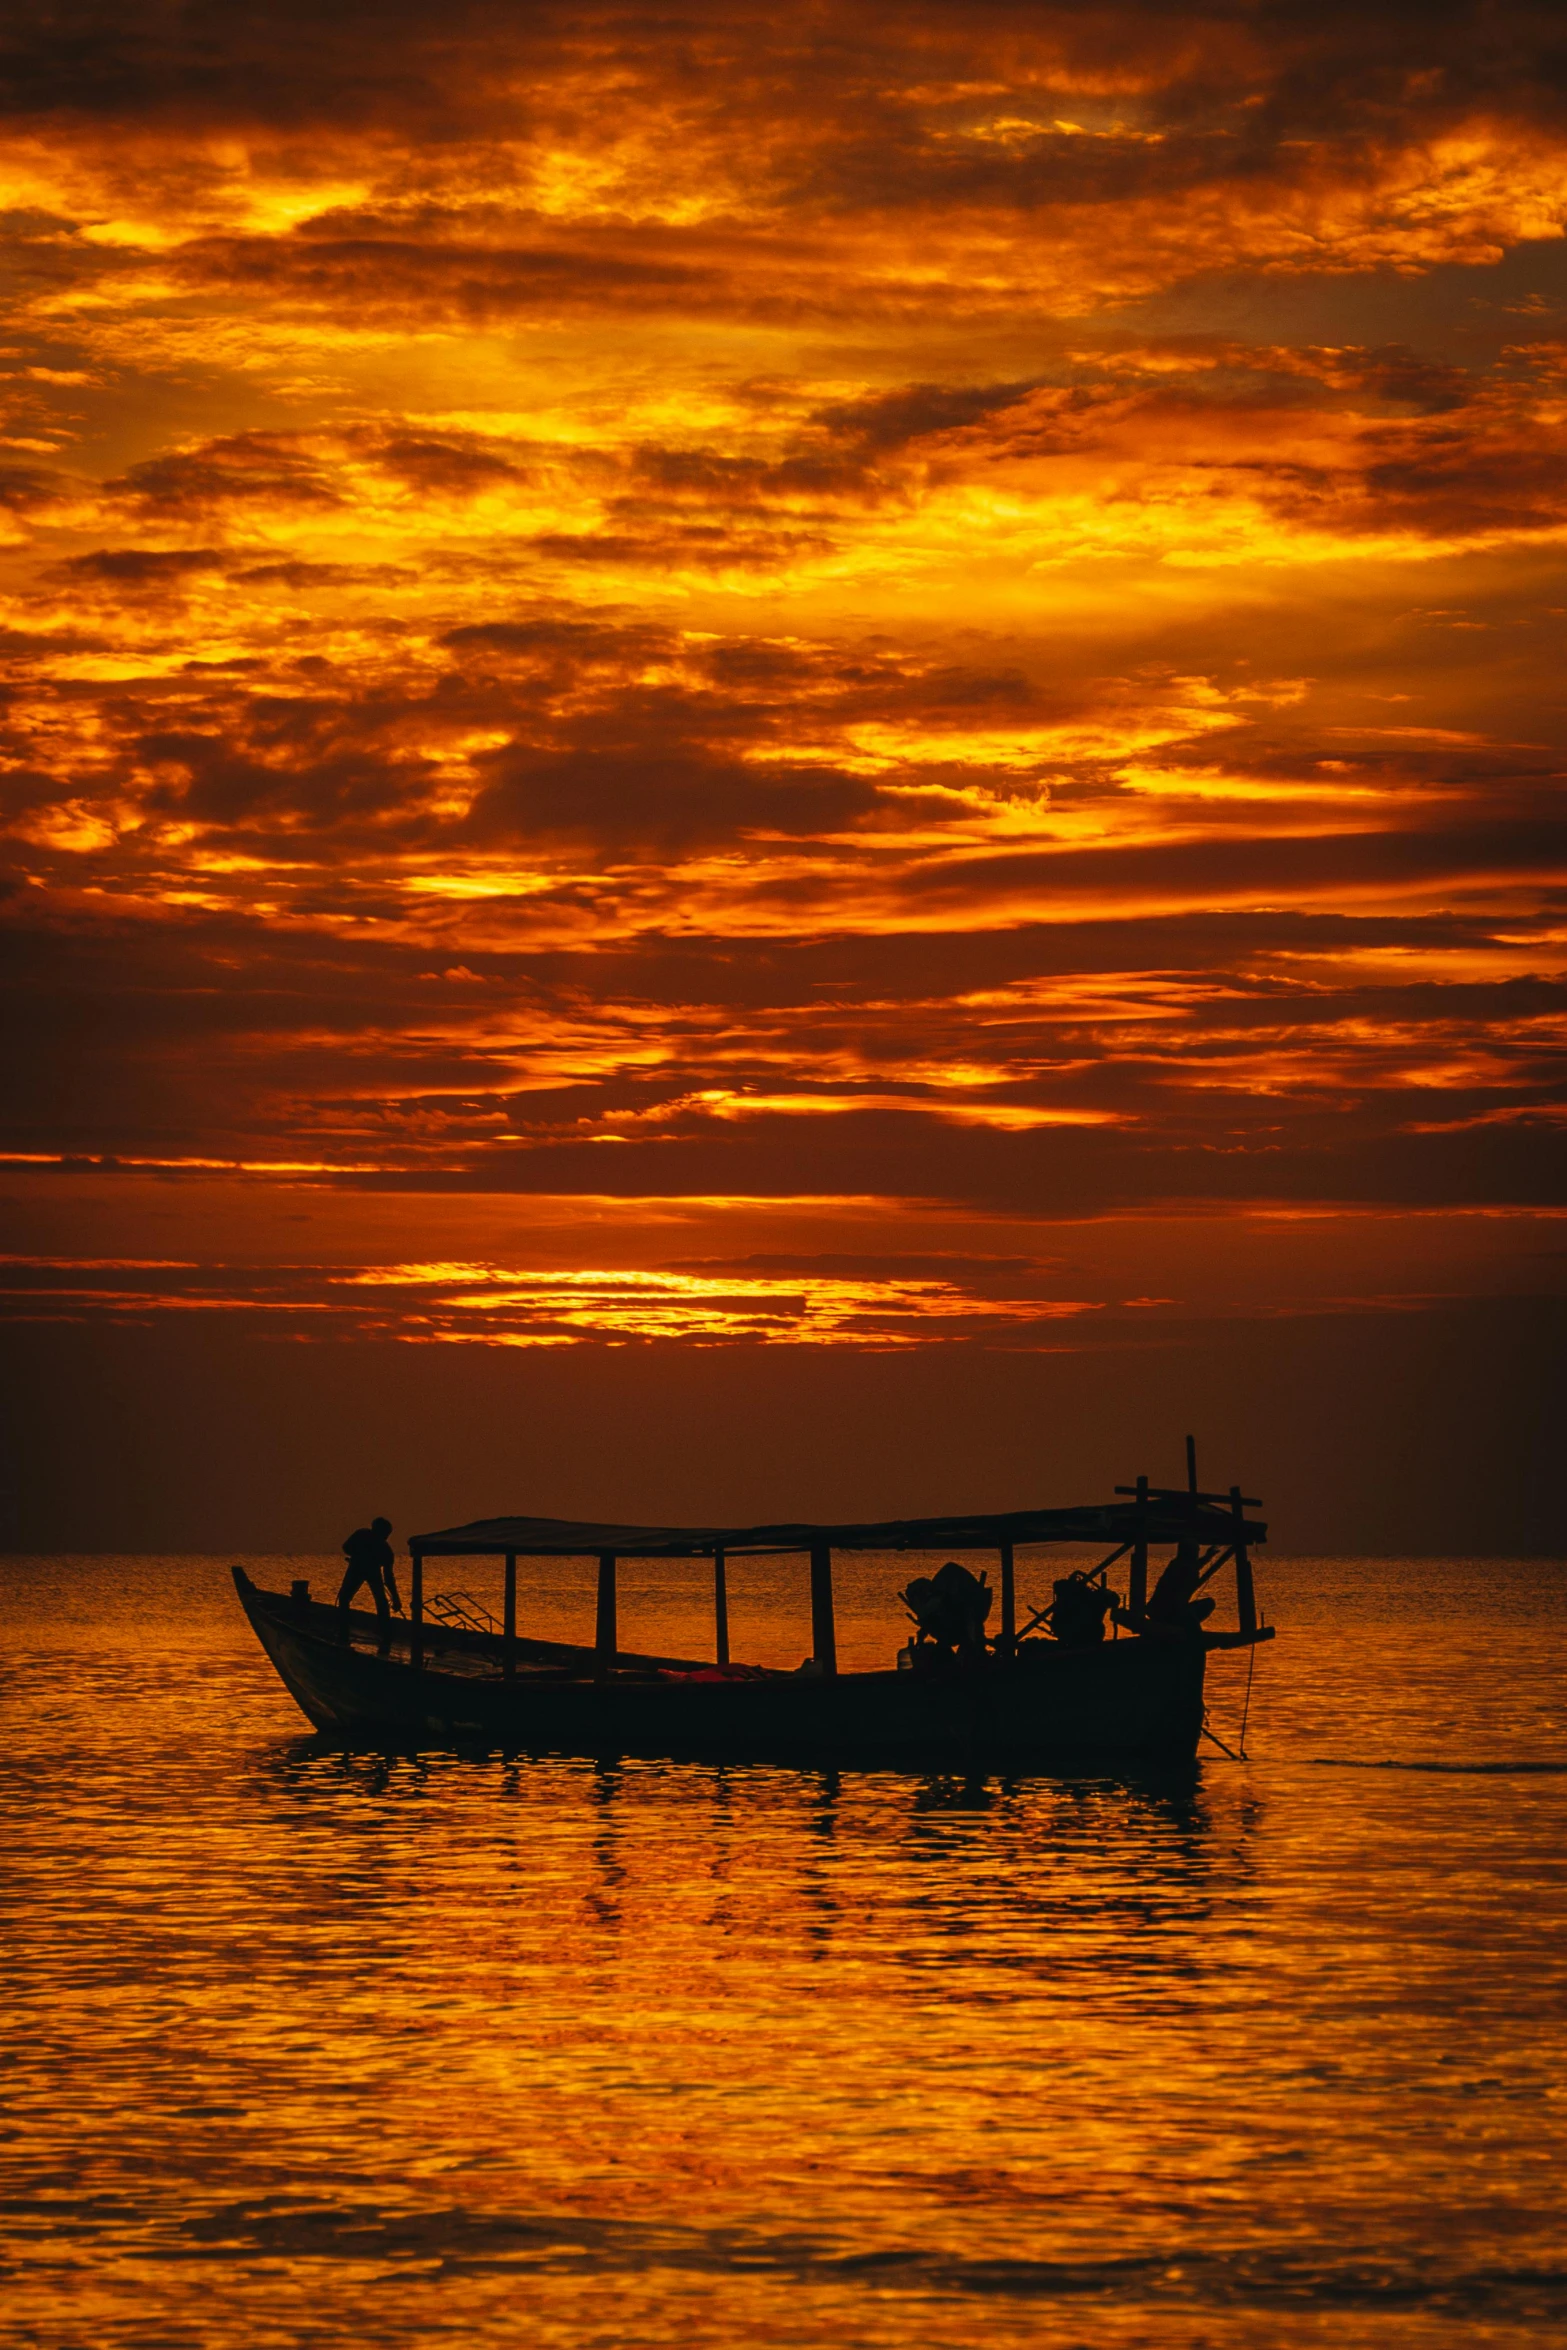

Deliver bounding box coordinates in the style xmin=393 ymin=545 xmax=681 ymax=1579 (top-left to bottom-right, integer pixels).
xmin=425 ymin=1590 xmax=501 ymax=1637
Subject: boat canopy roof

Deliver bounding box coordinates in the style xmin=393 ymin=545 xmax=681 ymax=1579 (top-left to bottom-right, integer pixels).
xmin=410 ymin=1497 xmax=1266 ymax=1559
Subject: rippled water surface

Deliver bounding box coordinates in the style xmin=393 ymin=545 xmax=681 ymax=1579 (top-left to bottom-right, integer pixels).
xmin=3 ymin=1552 xmax=1565 ymax=2348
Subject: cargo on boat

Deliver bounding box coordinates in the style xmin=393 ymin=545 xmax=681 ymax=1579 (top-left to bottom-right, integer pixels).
xmin=234 ymin=1443 xmax=1274 ymax=1764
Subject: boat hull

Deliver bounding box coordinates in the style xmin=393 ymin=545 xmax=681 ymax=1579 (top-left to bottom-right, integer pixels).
xmin=233 ymin=1569 xmax=1209 ymax=1763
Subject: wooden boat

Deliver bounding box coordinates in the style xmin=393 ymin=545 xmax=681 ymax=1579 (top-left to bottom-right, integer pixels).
xmin=233 ymin=1448 xmax=1274 ymax=1764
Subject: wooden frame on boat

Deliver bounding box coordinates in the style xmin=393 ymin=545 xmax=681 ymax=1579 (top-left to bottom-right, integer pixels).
xmin=233 ymin=1447 xmax=1274 ymax=1764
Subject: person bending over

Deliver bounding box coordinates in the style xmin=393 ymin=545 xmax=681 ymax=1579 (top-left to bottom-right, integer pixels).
xmin=338 ymin=1516 xmax=401 ymax=1649
xmin=1146 ymin=1538 xmax=1216 ymax=1638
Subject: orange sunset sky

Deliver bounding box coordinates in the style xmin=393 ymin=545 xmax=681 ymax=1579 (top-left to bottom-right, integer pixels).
xmin=1 ymin=0 xmax=1562 ymax=1553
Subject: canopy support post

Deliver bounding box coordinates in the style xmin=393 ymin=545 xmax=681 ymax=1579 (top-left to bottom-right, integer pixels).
xmin=809 ymin=1541 xmax=837 ymax=1677
xmin=410 ymin=1549 xmax=424 ymax=1671
xmin=595 ymin=1552 xmax=617 ymax=1677
xmin=1230 ymin=1485 xmax=1257 ymax=1635
xmin=503 ymin=1551 xmax=516 ymax=1679
xmin=999 ymin=1540 xmax=1015 ymax=1655
xmin=714 ymin=1548 xmax=729 ymax=1666
xmin=1130 ymin=1475 xmax=1148 ymax=1629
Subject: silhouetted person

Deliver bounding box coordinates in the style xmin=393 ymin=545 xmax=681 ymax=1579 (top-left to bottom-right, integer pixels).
xmin=1047 ymin=1572 xmax=1116 ymax=1646
xmin=338 ymin=1516 xmax=400 ymax=1649
xmin=1147 ymin=1539 xmax=1215 ymax=1638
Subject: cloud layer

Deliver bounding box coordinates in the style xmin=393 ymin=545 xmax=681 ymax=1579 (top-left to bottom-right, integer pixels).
xmin=1 ymin=0 xmax=1563 ymax=1366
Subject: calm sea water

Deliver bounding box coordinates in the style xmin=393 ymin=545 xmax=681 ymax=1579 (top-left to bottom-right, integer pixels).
xmin=2 ymin=1552 xmax=1565 ymax=2350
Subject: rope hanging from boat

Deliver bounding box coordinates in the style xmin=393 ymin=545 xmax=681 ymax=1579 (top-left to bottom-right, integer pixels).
xmin=1201 ymin=1636 xmax=1260 ymax=1762
xmin=1237 ymin=1636 xmax=1258 ymax=1759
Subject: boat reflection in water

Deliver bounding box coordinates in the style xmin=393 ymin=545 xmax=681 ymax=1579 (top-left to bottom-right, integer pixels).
xmin=13 ymin=1547 xmax=1562 ymax=2350
xmin=234 ymin=1442 xmax=1274 ymax=1765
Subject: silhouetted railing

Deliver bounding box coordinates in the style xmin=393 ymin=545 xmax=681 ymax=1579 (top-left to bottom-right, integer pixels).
xmin=426 ymin=1590 xmax=501 ymax=1637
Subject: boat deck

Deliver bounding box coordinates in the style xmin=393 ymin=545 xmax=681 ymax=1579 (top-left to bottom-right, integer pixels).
xmin=322 ymin=1593 xmax=784 ymax=1683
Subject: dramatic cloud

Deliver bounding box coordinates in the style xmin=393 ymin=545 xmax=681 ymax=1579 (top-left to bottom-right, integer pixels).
xmin=0 ymin=0 xmax=1561 ymax=1440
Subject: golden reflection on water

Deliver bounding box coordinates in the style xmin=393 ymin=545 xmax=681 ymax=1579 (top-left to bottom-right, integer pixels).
xmin=2 ymin=1555 xmax=1565 ymax=2348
